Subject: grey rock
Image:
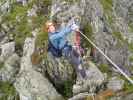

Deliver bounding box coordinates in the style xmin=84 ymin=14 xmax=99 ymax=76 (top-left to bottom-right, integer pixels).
xmin=68 ymin=92 xmax=93 ymax=100
xmin=0 ymin=53 xmax=20 ymax=82
xmin=0 ymin=42 xmax=15 ymax=61
xmin=45 ymin=52 xmax=74 ymax=86
xmin=16 ymin=0 xmax=28 ymax=6
xmin=107 ymin=77 xmax=124 ymax=92
xmin=0 ymin=31 xmax=6 ymax=42
xmin=15 ymin=38 xmax=64 ymax=100
xmin=73 ymin=61 xmax=105 ymax=94
xmin=0 ymin=0 xmax=10 ymax=14
xmin=27 ymin=5 xmax=37 ymax=17
xmin=123 ymin=93 xmax=133 ymax=100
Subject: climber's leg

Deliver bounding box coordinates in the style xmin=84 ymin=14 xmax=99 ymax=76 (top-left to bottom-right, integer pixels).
xmin=62 ymin=46 xmax=86 ymax=78
xmin=71 ymin=49 xmax=87 ymax=79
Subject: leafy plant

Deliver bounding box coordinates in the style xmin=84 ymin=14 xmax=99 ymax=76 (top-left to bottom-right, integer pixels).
xmin=99 ymin=64 xmax=112 ymax=77
xmin=0 ymin=62 xmax=4 ymax=70
xmin=100 ymin=0 xmax=114 ymax=25
xmin=0 ymin=81 xmax=17 ymax=100
xmin=82 ymin=22 xmax=93 ymax=48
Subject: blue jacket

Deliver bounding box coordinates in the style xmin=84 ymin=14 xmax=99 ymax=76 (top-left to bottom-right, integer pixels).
xmin=48 ymin=26 xmax=72 ymax=49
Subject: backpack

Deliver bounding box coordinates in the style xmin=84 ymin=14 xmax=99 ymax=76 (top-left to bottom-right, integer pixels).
xmin=48 ymin=40 xmax=62 ymax=57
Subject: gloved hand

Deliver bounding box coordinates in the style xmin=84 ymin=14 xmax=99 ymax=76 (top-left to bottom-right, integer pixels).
xmin=71 ymin=23 xmax=79 ymax=31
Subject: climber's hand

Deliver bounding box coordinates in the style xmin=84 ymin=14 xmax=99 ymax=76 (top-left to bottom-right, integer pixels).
xmin=71 ymin=23 xmax=79 ymax=31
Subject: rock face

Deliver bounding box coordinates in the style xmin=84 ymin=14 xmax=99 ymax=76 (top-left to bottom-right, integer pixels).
xmin=0 ymin=0 xmax=133 ymax=99
xmin=0 ymin=42 xmax=15 ymax=61
xmin=14 ymin=37 xmax=64 ymax=100
xmin=45 ymin=52 xmax=74 ymax=85
xmin=0 ymin=53 xmax=20 ymax=82
xmin=73 ymin=61 xmax=105 ymax=95
xmin=50 ymin=0 xmax=133 ymax=71
xmin=107 ymin=77 xmax=124 ymax=92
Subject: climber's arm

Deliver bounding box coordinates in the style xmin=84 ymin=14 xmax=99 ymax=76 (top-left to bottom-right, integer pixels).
xmin=49 ymin=26 xmax=72 ymax=40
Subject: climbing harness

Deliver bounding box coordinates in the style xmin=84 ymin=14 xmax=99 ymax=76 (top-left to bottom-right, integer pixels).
xmin=78 ymin=30 xmax=133 ymax=85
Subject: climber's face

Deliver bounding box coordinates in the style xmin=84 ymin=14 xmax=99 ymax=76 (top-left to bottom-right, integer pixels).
xmin=47 ymin=24 xmax=56 ymax=33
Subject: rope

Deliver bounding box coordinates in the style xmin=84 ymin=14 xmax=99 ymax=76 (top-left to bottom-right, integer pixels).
xmin=78 ymin=31 xmax=133 ymax=85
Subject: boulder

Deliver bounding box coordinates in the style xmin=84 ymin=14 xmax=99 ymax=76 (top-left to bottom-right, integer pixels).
xmin=0 ymin=42 xmax=15 ymax=61
xmin=0 ymin=53 xmax=20 ymax=82
xmin=44 ymin=52 xmax=74 ymax=86
xmin=15 ymin=37 xmax=64 ymax=100
xmin=107 ymin=77 xmax=124 ymax=92
xmin=73 ymin=61 xmax=105 ymax=94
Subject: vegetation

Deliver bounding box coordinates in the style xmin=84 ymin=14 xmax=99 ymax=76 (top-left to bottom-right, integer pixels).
xmin=128 ymin=43 xmax=133 ymax=52
xmin=100 ymin=0 xmax=114 ymax=25
xmin=0 ymin=0 xmax=52 ymax=55
xmin=82 ymin=22 xmax=93 ymax=48
xmin=2 ymin=3 xmax=32 ymax=49
xmin=128 ymin=6 xmax=133 ymax=32
xmin=118 ymin=76 xmax=133 ymax=93
xmin=112 ymin=31 xmax=125 ymax=47
xmin=0 ymin=81 xmax=17 ymax=100
xmin=64 ymin=0 xmax=80 ymax=3
xmin=56 ymin=80 xmax=74 ymax=98
xmin=99 ymin=64 xmax=112 ymax=77
xmin=112 ymin=32 xmax=124 ymax=41
xmin=33 ymin=30 xmax=48 ymax=64
xmin=123 ymin=80 xmax=133 ymax=93
xmin=128 ymin=22 xmax=133 ymax=33
xmin=34 ymin=0 xmax=52 ymax=62
xmin=63 ymin=80 xmax=74 ymax=98
xmin=129 ymin=56 xmax=133 ymax=62
xmin=0 ymin=62 xmax=4 ymax=70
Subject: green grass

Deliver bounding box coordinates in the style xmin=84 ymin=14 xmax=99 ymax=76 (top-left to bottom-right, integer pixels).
xmin=118 ymin=76 xmax=133 ymax=93
xmin=129 ymin=56 xmax=133 ymax=62
xmin=99 ymin=64 xmax=112 ymax=77
xmin=36 ymin=31 xmax=48 ymax=47
xmin=2 ymin=3 xmax=32 ymax=49
xmin=0 ymin=62 xmax=4 ymax=70
xmin=56 ymin=80 xmax=74 ymax=99
xmin=82 ymin=22 xmax=93 ymax=48
xmin=128 ymin=22 xmax=133 ymax=33
xmin=100 ymin=0 xmax=113 ymax=11
xmin=64 ymin=0 xmax=80 ymax=3
xmin=0 ymin=81 xmax=16 ymax=100
xmin=63 ymin=80 xmax=73 ymax=98
xmin=112 ymin=32 xmax=124 ymax=41
xmin=100 ymin=0 xmax=114 ymax=25
xmin=128 ymin=43 xmax=133 ymax=52
xmin=1 ymin=0 xmax=52 ymax=51
xmin=123 ymin=81 xmax=133 ymax=93
xmin=112 ymin=31 xmax=125 ymax=46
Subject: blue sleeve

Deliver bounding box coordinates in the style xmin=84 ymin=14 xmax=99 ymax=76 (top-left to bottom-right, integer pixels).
xmin=49 ymin=26 xmax=72 ymax=40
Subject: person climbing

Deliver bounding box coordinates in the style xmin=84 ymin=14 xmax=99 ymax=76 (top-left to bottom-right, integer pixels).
xmin=73 ymin=31 xmax=84 ymax=56
xmin=45 ymin=20 xmax=87 ymax=79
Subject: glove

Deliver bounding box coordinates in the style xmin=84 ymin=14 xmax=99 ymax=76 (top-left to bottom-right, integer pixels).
xmin=71 ymin=23 xmax=79 ymax=31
